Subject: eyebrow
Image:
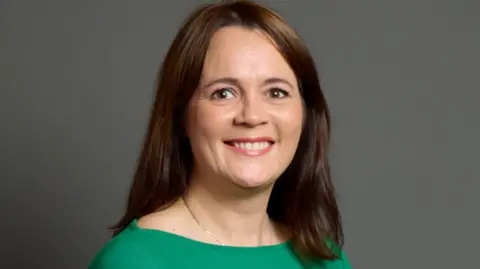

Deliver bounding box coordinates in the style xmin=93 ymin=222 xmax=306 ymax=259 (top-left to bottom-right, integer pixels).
xmin=202 ymin=77 xmax=295 ymax=89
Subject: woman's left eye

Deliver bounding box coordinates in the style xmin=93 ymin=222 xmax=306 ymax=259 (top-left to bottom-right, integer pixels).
xmin=268 ymin=88 xmax=289 ymax=99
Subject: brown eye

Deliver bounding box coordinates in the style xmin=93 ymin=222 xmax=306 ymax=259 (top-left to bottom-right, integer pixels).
xmin=268 ymin=88 xmax=289 ymax=99
xmin=211 ymin=88 xmax=235 ymax=100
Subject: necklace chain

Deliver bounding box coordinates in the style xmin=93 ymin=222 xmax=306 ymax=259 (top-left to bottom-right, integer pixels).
xmin=183 ymin=197 xmax=226 ymax=246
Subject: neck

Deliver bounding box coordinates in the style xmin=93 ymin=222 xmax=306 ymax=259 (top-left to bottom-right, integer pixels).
xmin=183 ymin=175 xmax=276 ymax=246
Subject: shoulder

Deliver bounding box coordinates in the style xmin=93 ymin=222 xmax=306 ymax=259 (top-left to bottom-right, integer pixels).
xmin=88 ymin=228 xmax=156 ymax=269
xmin=317 ymin=249 xmax=352 ymax=269
xmin=314 ymin=239 xmax=352 ymax=269
xmin=316 ymin=239 xmax=352 ymax=269
xmin=136 ymin=208 xmax=186 ymax=233
xmin=136 ymin=203 xmax=198 ymax=239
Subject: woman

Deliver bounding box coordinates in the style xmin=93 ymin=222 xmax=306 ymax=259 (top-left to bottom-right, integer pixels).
xmin=90 ymin=1 xmax=351 ymax=268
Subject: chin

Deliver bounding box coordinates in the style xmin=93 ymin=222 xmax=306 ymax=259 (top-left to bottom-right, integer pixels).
xmin=229 ymin=175 xmax=276 ymax=190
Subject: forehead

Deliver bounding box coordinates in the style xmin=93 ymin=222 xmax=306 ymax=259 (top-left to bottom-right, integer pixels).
xmin=201 ymin=26 xmax=297 ymax=83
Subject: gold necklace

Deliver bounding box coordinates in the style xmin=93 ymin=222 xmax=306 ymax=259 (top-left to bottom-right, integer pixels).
xmin=183 ymin=197 xmax=226 ymax=246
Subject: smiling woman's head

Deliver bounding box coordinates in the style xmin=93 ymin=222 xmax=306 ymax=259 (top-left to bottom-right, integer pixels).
xmin=187 ymin=25 xmax=303 ymax=191
xmin=113 ymin=0 xmax=343 ymax=260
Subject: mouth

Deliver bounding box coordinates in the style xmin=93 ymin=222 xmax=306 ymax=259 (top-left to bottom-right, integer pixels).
xmin=223 ymin=137 xmax=275 ymax=156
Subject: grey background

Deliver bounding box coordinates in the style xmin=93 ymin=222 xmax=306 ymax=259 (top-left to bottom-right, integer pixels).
xmin=1 ymin=0 xmax=479 ymax=268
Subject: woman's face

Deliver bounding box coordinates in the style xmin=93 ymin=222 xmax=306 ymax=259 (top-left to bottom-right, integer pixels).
xmin=186 ymin=26 xmax=304 ymax=190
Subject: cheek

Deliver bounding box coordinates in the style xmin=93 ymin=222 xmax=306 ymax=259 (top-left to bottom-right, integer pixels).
xmin=187 ymin=107 xmax=210 ymax=142
xmin=186 ymin=102 xmax=233 ymax=142
xmin=276 ymin=104 xmax=304 ymax=139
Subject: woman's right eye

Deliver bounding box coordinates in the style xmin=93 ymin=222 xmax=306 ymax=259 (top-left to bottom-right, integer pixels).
xmin=211 ymin=88 xmax=235 ymax=100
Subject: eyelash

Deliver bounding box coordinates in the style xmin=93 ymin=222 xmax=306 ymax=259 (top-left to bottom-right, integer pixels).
xmin=268 ymin=88 xmax=290 ymax=99
xmin=209 ymin=87 xmax=290 ymax=100
xmin=210 ymin=88 xmax=235 ymax=100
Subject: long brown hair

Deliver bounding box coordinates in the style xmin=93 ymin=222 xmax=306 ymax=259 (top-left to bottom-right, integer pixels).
xmin=111 ymin=0 xmax=343 ymax=261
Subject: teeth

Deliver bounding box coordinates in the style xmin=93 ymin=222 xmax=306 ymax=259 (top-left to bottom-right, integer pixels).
xmin=233 ymin=142 xmax=271 ymax=150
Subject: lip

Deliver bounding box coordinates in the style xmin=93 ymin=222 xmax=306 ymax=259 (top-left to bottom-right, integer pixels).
xmin=224 ymin=137 xmax=275 ymax=143
xmin=223 ymin=137 xmax=275 ymax=156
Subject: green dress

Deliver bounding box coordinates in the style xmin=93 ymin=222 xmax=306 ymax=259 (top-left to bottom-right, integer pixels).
xmin=89 ymin=219 xmax=352 ymax=269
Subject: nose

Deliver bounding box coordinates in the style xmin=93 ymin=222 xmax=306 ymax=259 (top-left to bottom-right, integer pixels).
xmin=233 ymin=94 xmax=268 ymax=127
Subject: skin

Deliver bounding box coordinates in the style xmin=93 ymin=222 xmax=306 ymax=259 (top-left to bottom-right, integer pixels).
xmin=138 ymin=26 xmax=304 ymax=247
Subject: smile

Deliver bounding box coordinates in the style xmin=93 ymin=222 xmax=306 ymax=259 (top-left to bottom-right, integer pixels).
xmin=223 ymin=138 xmax=275 ymax=156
